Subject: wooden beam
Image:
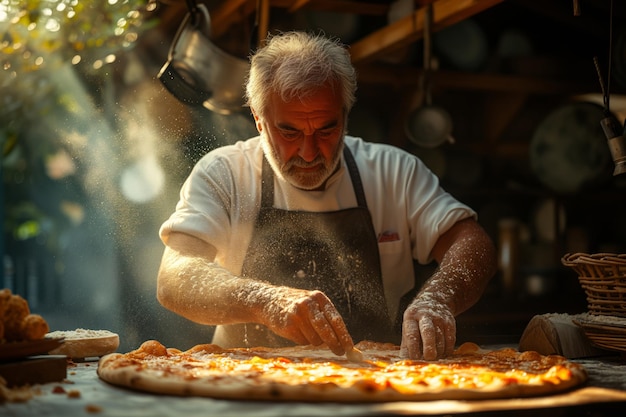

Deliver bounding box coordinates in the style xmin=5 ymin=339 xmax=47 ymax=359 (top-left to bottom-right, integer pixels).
xmin=210 ymin=0 xmax=252 ymax=38
xmin=274 ymin=0 xmax=388 ymax=15
xmin=432 ymin=70 xmax=595 ymax=94
xmin=209 ymin=0 xmax=390 ymax=39
xmin=349 ymin=0 xmax=504 ymax=64
xmin=288 ymin=0 xmax=313 ymax=13
xmin=355 ymin=65 xmax=598 ymax=95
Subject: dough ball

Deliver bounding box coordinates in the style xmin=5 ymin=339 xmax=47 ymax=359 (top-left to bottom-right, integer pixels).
xmin=20 ymin=314 xmax=50 ymax=341
xmin=3 ymin=294 xmax=30 ymax=341
xmin=0 ymin=288 xmax=12 ymax=319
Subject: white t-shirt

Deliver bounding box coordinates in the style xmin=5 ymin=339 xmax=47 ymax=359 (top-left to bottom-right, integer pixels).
xmin=159 ymin=135 xmax=475 ymax=318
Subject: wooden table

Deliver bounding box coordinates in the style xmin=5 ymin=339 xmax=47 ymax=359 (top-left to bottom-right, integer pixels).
xmin=2 ymin=354 xmax=626 ymax=416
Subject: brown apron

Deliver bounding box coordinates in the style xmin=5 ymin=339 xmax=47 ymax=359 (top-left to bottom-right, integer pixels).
xmin=213 ymin=148 xmax=398 ymax=348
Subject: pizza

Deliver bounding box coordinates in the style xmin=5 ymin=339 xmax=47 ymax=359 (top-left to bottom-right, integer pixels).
xmin=97 ymin=340 xmax=587 ymax=403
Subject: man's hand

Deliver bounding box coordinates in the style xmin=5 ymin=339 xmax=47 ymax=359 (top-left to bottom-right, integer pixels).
xmin=399 ymin=218 xmax=497 ymax=361
xmin=261 ymin=287 xmax=355 ymax=356
xmin=400 ymin=297 xmax=456 ymax=360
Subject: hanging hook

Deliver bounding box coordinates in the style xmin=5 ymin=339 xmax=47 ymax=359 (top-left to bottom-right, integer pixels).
xmin=250 ymin=0 xmax=269 ymax=51
xmin=422 ymin=3 xmax=433 ymax=106
xmin=592 ymin=0 xmax=614 ymax=117
xmin=185 ymin=0 xmax=199 ymax=26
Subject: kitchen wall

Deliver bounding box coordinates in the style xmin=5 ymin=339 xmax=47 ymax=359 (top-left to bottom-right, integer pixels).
xmin=3 ymin=0 xmax=626 ymax=349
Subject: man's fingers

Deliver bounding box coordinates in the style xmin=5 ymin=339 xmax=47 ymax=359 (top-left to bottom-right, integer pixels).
xmin=307 ymin=303 xmax=340 ymax=350
xmin=444 ymin=322 xmax=456 ymax=356
xmin=287 ymin=327 xmax=311 ymax=346
xmin=321 ymin=303 xmax=354 ymax=355
xmin=435 ymin=326 xmax=446 ymax=358
xmin=419 ymin=316 xmax=438 ymax=361
xmin=401 ymin=319 xmax=422 ymax=359
xmin=297 ymin=305 xmax=324 ymax=346
xmin=280 ymin=290 xmax=354 ymax=356
xmin=292 ymin=292 xmax=349 ymax=355
xmin=402 ymin=300 xmax=457 ymax=360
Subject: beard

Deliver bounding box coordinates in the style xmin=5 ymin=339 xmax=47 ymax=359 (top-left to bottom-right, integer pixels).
xmin=261 ymin=134 xmax=344 ymax=191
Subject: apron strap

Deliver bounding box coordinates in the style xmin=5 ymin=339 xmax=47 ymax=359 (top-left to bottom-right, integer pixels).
xmin=261 ymin=156 xmax=274 ymax=208
xmin=260 ymin=146 xmax=368 ymax=209
xmin=342 ymin=147 xmax=368 ymax=209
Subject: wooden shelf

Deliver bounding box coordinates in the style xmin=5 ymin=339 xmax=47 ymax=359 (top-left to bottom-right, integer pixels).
xmin=356 ymin=65 xmax=598 ymax=95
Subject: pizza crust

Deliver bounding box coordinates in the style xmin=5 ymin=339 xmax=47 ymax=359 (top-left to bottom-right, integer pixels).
xmin=47 ymin=329 xmax=119 ymax=359
xmin=97 ymin=340 xmax=587 ymax=403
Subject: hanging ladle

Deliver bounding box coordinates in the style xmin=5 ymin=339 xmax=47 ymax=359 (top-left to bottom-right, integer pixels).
xmin=405 ymin=4 xmax=454 ymax=148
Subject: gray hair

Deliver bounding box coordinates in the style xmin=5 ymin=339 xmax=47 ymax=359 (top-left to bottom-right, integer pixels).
xmin=245 ymin=31 xmax=357 ymax=118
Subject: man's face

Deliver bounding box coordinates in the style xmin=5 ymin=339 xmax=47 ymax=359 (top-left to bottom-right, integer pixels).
xmin=254 ymin=84 xmax=345 ymax=190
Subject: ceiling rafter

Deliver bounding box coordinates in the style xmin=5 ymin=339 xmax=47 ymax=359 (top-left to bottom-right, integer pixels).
xmin=210 ymin=0 xmax=391 ymax=38
xmin=211 ymin=0 xmax=254 ymax=38
xmin=207 ymin=0 xmax=505 ymax=64
xmin=288 ymin=0 xmax=313 ymax=13
xmin=349 ymin=0 xmax=504 ymax=64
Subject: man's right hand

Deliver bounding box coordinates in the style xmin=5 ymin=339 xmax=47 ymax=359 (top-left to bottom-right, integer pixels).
xmin=158 ymin=233 xmax=355 ymax=356
xmin=260 ymin=287 xmax=355 ymax=356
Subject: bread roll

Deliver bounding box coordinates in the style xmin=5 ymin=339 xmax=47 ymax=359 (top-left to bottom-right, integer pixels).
xmin=21 ymin=314 xmax=49 ymax=340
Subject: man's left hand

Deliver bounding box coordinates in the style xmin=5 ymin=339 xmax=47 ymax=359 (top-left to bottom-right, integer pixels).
xmin=400 ymin=297 xmax=456 ymax=360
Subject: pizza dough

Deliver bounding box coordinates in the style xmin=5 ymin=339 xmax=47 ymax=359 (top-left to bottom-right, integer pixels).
xmin=97 ymin=340 xmax=587 ymax=403
xmin=47 ymin=329 xmax=119 ymax=359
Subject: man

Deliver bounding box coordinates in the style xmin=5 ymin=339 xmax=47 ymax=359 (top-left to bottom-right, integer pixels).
xmin=157 ymin=31 xmax=497 ymax=360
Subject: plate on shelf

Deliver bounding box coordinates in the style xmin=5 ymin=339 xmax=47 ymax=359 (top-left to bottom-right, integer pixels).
xmin=0 ymin=338 xmax=65 ymax=361
xmin=530 ymin=102 xmax=612 ymax=194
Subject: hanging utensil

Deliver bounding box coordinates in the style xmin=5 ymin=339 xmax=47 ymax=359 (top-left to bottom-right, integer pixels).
xmin=250 ymin=0 xmax=270 ymax=50
xmin=157 ymin=0 xmax=250 ymax=114
xmin=405 ymin=4 xmax=454 ymax=148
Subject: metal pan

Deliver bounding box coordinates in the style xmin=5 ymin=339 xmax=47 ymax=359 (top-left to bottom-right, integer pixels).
xmin=405 ymin=4 xmax=454 ymax=148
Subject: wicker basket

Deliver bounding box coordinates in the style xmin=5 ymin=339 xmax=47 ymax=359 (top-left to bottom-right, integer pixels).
xmin=561 ymin=253 xmax=626 ymax=318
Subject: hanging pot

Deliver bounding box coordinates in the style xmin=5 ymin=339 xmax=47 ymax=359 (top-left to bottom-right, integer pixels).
xmin=158 ymin=2 xmax=249 ymax=114
xmin=405 ymin=4 xmax=454 ymax=148
xmin=433 ymin=18 xmax=489 ymax=72
xmin=405 ymin=101 xmax=454 ymax=148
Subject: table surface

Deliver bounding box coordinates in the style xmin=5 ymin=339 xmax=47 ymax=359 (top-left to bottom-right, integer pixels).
xmin=2 ymin=354 xmax=626 ymax=417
